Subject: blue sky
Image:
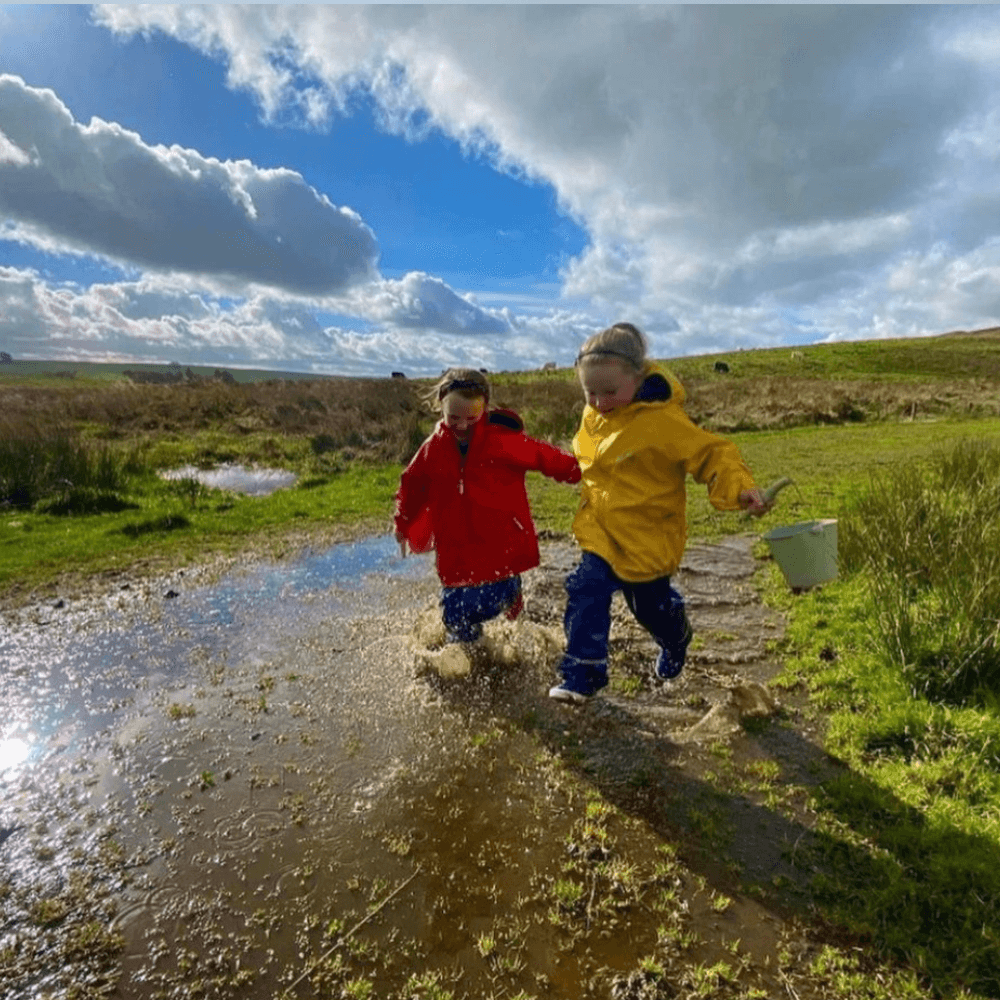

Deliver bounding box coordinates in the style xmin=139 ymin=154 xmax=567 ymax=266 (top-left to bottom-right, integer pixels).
xmin=2 ymin=5 xmax=1000 ymax=376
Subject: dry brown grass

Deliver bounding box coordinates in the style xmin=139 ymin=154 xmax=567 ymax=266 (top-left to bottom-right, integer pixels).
xmin=0 ymin=377 xmax=426 ymax=463
xmin=3 ymin=354 xmax=1000 ymax=470
xmin=488 ymin=372 xmax=1000 ymax=438
xmin=676 ymin=375 xmax=1000 ymax=432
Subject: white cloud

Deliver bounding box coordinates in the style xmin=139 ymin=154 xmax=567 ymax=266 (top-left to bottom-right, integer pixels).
xmin=91 ymin=4 xmax=1000 ymax=351
xmin=332 ymin=271 xmax=510 ymax=336
xmin=0 ymin=266 xmax=590 ymax=375
xmin=0 ymin=127 xmax=31 ymax=167
xmin=0 ymin=74 xmax=379 ymax=296
xmin=5 ymin=5 xmax=1000 ymax=373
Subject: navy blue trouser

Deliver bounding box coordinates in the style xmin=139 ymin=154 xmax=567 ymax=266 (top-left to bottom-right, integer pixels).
xmin=559 ymin=551 xmax=689 ymax=695
xmin=441 ymin=575 xmax=522 ymax=643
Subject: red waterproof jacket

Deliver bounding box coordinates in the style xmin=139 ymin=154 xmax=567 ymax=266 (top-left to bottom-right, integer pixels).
xmin=394 ymin=408 xmax=581 ymax=587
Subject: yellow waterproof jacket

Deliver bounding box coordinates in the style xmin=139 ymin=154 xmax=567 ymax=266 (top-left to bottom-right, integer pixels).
xmin=572 ymin=363 xmax=756 ymax=582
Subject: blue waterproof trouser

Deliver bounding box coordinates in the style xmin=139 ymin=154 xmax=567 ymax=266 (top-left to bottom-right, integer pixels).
xmin=559 ymin=551 xmax=690 ymax=696
xmin=441 ymin=575 xmax=522 ymax=643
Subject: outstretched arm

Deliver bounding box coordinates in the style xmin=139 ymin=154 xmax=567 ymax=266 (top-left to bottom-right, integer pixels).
xmin=510 ymin=435 xmax=581 ymax=484
xmin=675 ymin=414 xmax=756 ymax=511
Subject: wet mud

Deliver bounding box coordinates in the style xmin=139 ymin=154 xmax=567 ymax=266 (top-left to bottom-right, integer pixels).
xmin=1 ymin=534 xmax=854 ymax=999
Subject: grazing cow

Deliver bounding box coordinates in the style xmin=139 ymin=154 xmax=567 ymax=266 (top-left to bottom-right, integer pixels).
xmin=714 ymin=361 xmax=730 ymax=373
xmin=391 ymin=371 xmax=406 ymax=379
xmin=542 ymin=361 xmax=557 ymax=371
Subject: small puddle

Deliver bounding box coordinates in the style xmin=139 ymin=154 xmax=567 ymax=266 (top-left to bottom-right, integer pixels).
xmin=159 ymin=463 xmax=297 ymax=495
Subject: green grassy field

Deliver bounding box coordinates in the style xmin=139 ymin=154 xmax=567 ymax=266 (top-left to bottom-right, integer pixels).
xmin=3 ymin=331 xmax=1000 ymax=601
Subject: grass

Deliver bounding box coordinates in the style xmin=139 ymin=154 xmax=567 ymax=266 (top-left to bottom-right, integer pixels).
xmin=0 ymin=421 xmax=144 ymax=508
xmin=768 ymin=438 xmax=1000 ymax=998
xmin=0 ymin=461 xmax=402 ymax=596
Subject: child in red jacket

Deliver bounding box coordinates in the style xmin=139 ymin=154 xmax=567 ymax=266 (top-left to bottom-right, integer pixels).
xmin=394 ymin=368 xmax=581 ymax=671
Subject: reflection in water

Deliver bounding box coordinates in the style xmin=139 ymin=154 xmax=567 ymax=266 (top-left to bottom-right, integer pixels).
xmin=0 ymin=736 xmax=30 ymax=773
xmin=160 ymin=463 xmax=297 ymax=496
xmin=0 ymin=535 xmax=432 ymax=758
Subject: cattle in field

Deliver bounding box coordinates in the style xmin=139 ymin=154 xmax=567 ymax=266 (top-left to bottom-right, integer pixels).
xmin=391 ymin=371 xmax=406 ymax=379
xmin=714 ymin=361 xmax=730 ymax=373
xmin=542 ymin=361 xmax=557 ymax=371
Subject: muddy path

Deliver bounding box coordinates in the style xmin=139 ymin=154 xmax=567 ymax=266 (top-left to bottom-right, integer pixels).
xmin=0 ymin=533 xmax=860 ymax=1000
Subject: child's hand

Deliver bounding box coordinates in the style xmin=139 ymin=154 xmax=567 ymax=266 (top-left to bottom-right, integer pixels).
xmin=395 ymin=530 xmax=408 ymax=558
xmin=739 ymin=488 xmax=773 ymax=518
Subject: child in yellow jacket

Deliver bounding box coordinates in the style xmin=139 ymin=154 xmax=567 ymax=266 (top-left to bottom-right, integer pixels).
xmin=550 ymin=322 xmax=772 ymax=703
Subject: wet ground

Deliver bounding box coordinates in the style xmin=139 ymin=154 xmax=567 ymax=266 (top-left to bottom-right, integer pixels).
xmin=0 ymin=533 xmax=855 ymax=1000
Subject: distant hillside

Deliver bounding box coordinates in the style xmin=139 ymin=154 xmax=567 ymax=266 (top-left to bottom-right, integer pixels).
xmin=4 ymin=322 xmax=1000 ymax=386
xmin=937 ymin=326 xmax=1000 ymax=338
xmin=0 ymin=358 xmax=344 ymax=384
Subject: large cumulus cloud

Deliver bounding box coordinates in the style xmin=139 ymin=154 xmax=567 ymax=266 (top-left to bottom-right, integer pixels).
xmin=92 ymin=4 xmax=1000 ymax=343
xmin=0 ymin=74 xmax=379 ymax=296
xmin=340 ymin=272 xmax=510 ymax=336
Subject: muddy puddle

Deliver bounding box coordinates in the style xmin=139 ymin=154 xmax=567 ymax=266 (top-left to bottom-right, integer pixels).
xmin=1 ymin=532 xmax=854 ymax=999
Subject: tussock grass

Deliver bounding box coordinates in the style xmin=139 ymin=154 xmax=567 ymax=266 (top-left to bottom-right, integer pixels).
xmin=677 ymin=375 xmax=1000 ymax=432
xmin=840 ymin=438 xmax=1000 ymax=702
xmin=778 ymin=576 xmax=1000 ymax=999
xmin=0 ymin=421 xmax=142 ymax=508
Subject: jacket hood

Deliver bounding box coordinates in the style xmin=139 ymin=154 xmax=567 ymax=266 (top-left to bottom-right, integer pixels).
xmin=486 ymin=407 xmax=523 ymax=432
xmin=635 ymin=362 xmax=686 ymax=407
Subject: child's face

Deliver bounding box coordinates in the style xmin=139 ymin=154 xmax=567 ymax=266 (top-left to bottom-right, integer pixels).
xmin=441 ymin=392 xmax=485 ymax=442
xmin=578 ymin=359 xmax=643 ymax=414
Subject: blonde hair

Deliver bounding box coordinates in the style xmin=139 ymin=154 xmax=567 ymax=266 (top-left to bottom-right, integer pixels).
xmin=575 ymin=322 xmax=647 ymax=373
xmin=423 ymin=367 xmax=491 ymax=413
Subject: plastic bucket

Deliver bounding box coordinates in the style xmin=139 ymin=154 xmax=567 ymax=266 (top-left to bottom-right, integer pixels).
xmin=763 ymin=519 xmax=838 ymax=590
